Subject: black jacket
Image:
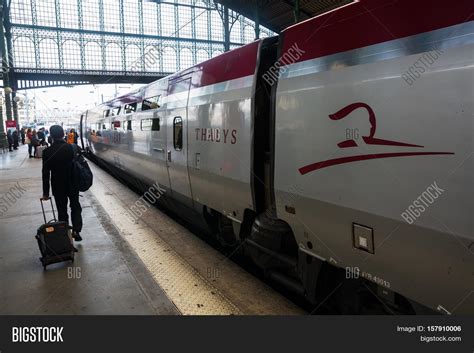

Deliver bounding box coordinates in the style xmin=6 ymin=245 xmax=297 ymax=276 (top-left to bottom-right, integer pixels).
xmin=42 ymin=139 xmax=74 ymax=196
xmin=6 ymin=130 xmax=12 ymax=143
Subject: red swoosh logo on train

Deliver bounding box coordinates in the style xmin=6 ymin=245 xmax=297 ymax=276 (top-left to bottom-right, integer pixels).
xmin=299 ymin=152 xmax=455 ymax=175
xmin=299 ymin=103 xmax=455 ymax=175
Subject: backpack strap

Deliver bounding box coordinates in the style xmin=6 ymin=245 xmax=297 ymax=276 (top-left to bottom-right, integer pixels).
xmin=70 ymin=143 xmax=79 ymax=159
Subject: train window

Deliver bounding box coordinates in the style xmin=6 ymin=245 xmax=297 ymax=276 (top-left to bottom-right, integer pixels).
xmin=141 ymin=95 xmax=161 ymax=111
xmin=141 ymin=118 xmax=160 ymax=131
xmin=173 ymin=116 xmax=183 ymax=151
xmin=124 ymin=103 xmax=137 ymax=114
xmin=141 ymin=119 xmax=151 ymax=131
xmin=97 ymin=122 xmax=106 ymax=131
xmin=131 ymin=119 xmax=139 ymax=131
xmin=152 ymin=118 xmax=160 ymax=131
xmin=111 ymin=107 xmax=121 ymax=116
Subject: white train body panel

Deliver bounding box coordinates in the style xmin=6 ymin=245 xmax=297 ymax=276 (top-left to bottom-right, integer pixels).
xmin=187 ymin=76 xmax=255 ymax=219
xmin=274 ymin=11 xmax=474 ymax=311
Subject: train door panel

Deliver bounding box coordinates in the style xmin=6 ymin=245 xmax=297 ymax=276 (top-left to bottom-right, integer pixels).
xmin=167 ymin=78 xmax=194 ymax=208
xmin=150 ymin=110 xmax=171 ymax=191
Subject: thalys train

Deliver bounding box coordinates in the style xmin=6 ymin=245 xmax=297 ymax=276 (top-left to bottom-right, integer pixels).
xmin=79 ymin=0 xmax=474 ymax=314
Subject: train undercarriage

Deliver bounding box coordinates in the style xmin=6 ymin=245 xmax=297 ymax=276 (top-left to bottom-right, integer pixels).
xmin=87 ymin=151 xmax=435 ymax=315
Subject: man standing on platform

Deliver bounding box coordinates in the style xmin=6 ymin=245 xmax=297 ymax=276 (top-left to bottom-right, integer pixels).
xmin=40 ymin=125 xmax=83 ymax=242
xmin=6 ymin=129 xmax=13 ymax=152
xmin=12 ymin=129 xmax=19 ymax=150
xmin=20 ymin=128 xmax=25 ymax=145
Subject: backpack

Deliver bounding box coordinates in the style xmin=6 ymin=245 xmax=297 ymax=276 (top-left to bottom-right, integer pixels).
xmin=31 ymin=136 xmax=40 ymax=147
xmin=69 ymin=144 xmax=93 ymax=192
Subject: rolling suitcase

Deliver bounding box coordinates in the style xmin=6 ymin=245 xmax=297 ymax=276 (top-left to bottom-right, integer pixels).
xmin=35 ymin=199 xmax=75 ymax=270
xmin=35 ymin=145 xmax=47 ymax=158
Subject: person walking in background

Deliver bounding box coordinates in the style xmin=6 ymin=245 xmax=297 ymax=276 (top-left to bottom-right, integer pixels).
xmin=7 ymin=129 xmax=13 ymax=152
xmin=41 ymin=125 xmax=83 ymax=241
xmin=12 ymin=129 xmax=19 ymax=150
xmin=27 ymin=128 xmax=33 ymax=157
xmin=37 ymin=128 xmax=46 ymax=146
xmin=20 ymin=128 xmax=25 ymax=145
xmin=30 ymin=130 xmax=39 ymax=158
xmin=67 ymin=128 xmax=78 ymax=145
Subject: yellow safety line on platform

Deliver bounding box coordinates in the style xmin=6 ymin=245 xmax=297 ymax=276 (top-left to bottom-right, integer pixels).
xmin=90 ymin=173 xmax=242 ymax=315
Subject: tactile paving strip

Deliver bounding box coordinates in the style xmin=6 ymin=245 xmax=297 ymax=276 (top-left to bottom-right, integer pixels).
xmin=90 ymin=173 xmax=242 ymax=315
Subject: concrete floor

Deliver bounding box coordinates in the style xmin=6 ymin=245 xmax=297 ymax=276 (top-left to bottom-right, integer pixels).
xmin=0 ymin=144 xmax=178 ymax=315
xmin=0 ymin=144 xmax=303 ymax=315
xmin=88 ymin=161 xmax=303 ymax=315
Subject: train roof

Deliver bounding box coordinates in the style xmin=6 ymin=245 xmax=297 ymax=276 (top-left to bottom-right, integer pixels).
xmin=97 ymin=39 xmax=263 ymax=111
xmin=280 ymin=0 xmax=474 ymax=66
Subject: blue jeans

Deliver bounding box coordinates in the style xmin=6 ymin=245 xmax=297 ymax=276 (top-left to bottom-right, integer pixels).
xmin=28 ymin=143 xmax=36 ymax=156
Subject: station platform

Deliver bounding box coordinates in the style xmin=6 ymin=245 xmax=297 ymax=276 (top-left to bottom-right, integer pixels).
xmin=0 ymin=144 xmax=303 ymax=315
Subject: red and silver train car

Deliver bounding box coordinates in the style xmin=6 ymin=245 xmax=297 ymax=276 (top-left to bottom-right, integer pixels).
xmin=80 ymin=0 xmax=474 ymax=314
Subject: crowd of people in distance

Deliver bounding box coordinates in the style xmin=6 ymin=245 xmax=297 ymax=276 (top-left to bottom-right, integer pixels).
xmin=26 ymin=127 xmax=48 ymax=158
xmin=6 ymin=128 xmax=19 ymax=151
xmin=5 ymin=126 xmax=79 ymax=158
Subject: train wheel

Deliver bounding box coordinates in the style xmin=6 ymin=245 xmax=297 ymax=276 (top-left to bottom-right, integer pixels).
xmin=203 ymin=207 xmax=238 ymax=248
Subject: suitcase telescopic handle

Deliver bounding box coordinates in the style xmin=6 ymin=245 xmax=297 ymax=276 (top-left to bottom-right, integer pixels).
xmin=40 ymin=198 xmax=57 ymax=223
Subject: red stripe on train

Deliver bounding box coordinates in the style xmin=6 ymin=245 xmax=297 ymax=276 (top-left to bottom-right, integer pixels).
xmin=170 ymin=40 xmax=260 ymax=89
xmin=299 ymin=152 xmax=455 ymax=175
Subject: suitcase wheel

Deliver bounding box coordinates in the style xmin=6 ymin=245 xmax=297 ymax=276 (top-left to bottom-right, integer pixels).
xmin=40 ymin=257 xmax=46 ymax=270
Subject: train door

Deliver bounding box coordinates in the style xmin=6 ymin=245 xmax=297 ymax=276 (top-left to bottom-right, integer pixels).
xmin=166 ymin=77 xmax=194 ymax=208
xmin=149 ymin=108 xmax=171 ymax=192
